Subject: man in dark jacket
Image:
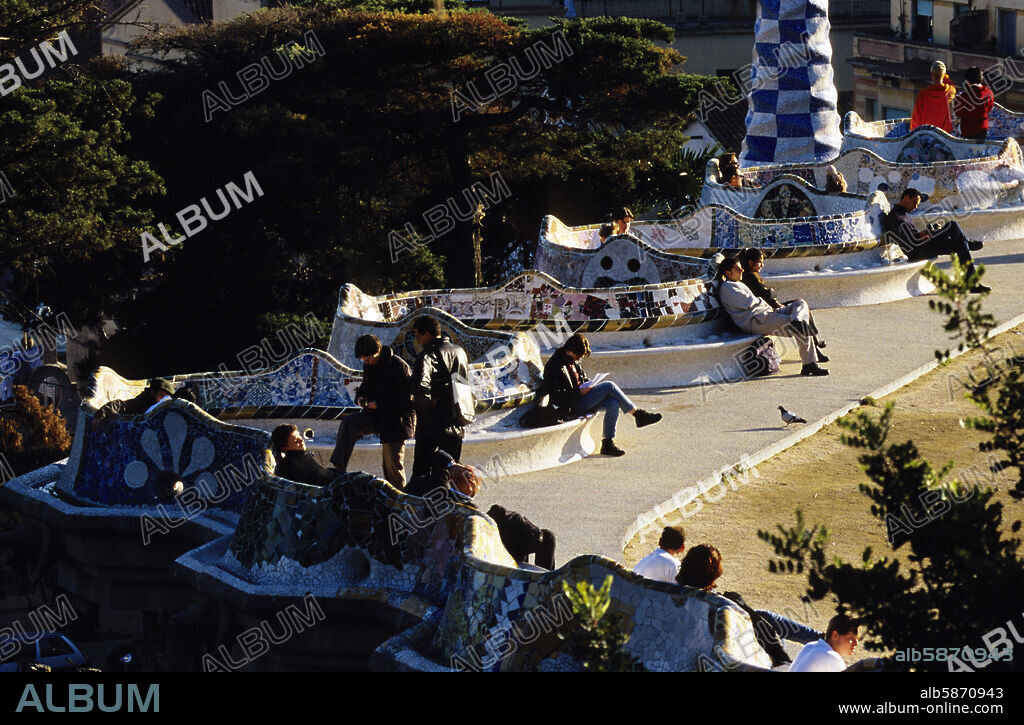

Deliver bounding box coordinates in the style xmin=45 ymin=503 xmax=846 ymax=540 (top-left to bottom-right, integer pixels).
xmin=330 ymin=334 xmax=415 ymax=488
xmin=881 ymin=187 xmax=990 ymax=293
xmin=410 ymin=317 xmax=471 ymax=478
xmin=273 ymin=424 xmax=338 ymax=486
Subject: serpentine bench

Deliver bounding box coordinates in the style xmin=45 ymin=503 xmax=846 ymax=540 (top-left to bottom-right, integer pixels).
xmin=176 ymin=471 xmax=775 ymax=672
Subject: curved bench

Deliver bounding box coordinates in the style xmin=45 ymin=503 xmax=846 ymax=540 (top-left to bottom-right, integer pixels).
xmin=764 ymin=257 xmax=934 ymax=308
xmin=174 ymin=472 xmax=774 ymax=672
xmin=843 ymin=107 xmax=1024 ymax=145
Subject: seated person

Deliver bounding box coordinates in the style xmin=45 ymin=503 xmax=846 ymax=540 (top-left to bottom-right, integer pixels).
xmin=737 ymin=248 xmax=827 ymax=358
xmin=543 ymin=333 xmax=662 ymax=457
xmin=676 ymin=545 xmax=820 ymax=667
xmin=911 ymin=60 xmax=956 ymax=133
xmin=633 ymin=526 xmax=685 ymax=583
xmin=881 ymin=187 xmax=989 ymax=293
xmin=954 ymin=66 xmax=995 ymax=142
xmin=717 ymin=153 xmax=745 ymax=188
xmin=597 ymin=223 xmax=614 ymax=244
xmin=789 ymin=614 xmax=860 ymax=672
xmin=271 ymin=424 xmax=338 ymax=486
xmin=716 ymin=258 xmax=829 ymax=376
xmin=610 ymin=207 xmax=639 ymax=238
xmin=405 ymin=449 xmax=557 ymax=570
xmin=824 ymin=165 xmax=847 ymax=194
xmin=92 ymin=378 xmax=175 ymax=428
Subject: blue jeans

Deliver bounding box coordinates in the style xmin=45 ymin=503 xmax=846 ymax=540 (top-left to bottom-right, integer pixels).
xmin=755 ymin=609 xmax=820 ymax=644
xmin=573 ymin=381 xmax=635 ymax=439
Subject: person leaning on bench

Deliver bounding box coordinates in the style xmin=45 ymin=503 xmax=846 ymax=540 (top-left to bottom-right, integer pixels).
xmin=406 ymin=449 xmax=557 ymax=570
xmin=271 ymin=423 xmax=338 ymax=486
xmin=881 ymin=187 xmax=990 ymax=294
xmin=330 ymin=333 xmax=415 ymax=489
xmin=91 ymin=378 xmax=176 ymax=430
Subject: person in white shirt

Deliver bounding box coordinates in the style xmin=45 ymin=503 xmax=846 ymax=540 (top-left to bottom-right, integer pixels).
xmin=633 ymin=526 xmax=685 ymax=583
xmin=789 ymin=614 xmax=860 ymax=672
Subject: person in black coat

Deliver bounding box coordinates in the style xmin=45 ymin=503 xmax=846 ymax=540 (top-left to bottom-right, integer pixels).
xmin=330 ymin=335 xmax=416 ymax=488
xmin=542 ymin=333 xmax=661 ymax=457
xmin=410 ymin=317 xmax=470 ymax=478
xmin=272 ymin=424 xmax=338 ymax=486
xmin=404 ymin=449 xmax=557 ymax=570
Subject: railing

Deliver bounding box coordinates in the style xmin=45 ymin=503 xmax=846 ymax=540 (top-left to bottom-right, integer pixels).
xmin=488 ymin=0 xmax=889 ymax=22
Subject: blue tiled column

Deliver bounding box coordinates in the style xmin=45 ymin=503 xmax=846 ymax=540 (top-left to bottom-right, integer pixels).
xmin=740 ymin=0 xmax=841 ymax=166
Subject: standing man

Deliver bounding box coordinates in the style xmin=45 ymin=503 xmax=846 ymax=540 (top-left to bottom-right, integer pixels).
xmin=789 ymin=614 xmax=860 ymax=672
xmin=330 ymin=334 xmax=415 ymax=489
xmin=411 ymin=317 xmax=470 ymax=478
xmin=911 ymin=61 xmax=956 ymax=133
xmin=633 ymin=526 xmax=685 ymax=583
xmin=954 ymin=66 xmax=995 ymax=142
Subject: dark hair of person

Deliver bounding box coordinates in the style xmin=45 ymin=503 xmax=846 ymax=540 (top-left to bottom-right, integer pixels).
xmin=271 ymin=424 xmax=298 ymax=455
xmin=412 ymin=316 xmax=441 ymax=337
xmin=563 ymin=333 xmax=591 ymax=358
xmin=676 ymin=544 xmax=723 ymax=589
xmin=824 ymin=173 xmax=846 ymax=194
xmin=598 ymin=223 xmax=614 ymax=241
xmin=354 ymin=334 xmax=382 ymax=358
xmin=737 ymin=248 xmax=766 ymax=285
xmin=173 ymin=387 xmax=198 ymax=404
xmin=965 ymin=66 xmax=983 ymax=85
xmin=659 ymin=526 xmax=685 ymax=551
xmin=901 ymin=187 xmax=921 ymax=201
xmin=825 ymin=614 xmax=860 ymax=639
xmin=611 ymin=207 xmax=633 ymax=222
xmin=718 ymin=152 xmax=740 ymax=181
xmin=716 ymin=257 xmax=741 ymax=281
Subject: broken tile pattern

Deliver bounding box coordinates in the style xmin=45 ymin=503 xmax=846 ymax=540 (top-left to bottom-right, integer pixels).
xmin=57 ymin=400 xmax=273 ymax=510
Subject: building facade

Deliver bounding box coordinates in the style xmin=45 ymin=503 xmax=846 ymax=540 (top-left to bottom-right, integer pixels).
xmin=852 ymin=0 xmax=1024 ymax=120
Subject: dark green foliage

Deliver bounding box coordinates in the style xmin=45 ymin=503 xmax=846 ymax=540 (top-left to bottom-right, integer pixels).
xmin=558 ymin=576 xmax=646 ymax=672
xmin=921 ymin=257 xmax=995 ymax=363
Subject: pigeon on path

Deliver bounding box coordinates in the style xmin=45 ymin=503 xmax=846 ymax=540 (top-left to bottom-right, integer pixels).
xmin=779 ymin=405 xmax=807 ymax=426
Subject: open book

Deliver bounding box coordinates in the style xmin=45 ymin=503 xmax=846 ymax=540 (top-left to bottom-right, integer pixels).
xmin=580 ymin=372 xmax=609 ymax=389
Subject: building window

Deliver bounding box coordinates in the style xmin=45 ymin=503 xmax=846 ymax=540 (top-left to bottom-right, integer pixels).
xmin=914 ymin=0 xmax=934 ymax=42
xmin=953 ymin=2 xmax=967 ymax=16
xmin=865 ymin=98 xmax=878 ymax=120
xmin=883 ymin=106 xmax=910 ymax=120
xmin=999 ymin=9 xmax=1017 ymax=56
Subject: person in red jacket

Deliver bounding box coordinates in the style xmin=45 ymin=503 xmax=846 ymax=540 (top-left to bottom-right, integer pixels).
xmin=911 ymin=61 xmax=956 ymax=133
xmin=954 ymin=66 xmax=995 ymax=142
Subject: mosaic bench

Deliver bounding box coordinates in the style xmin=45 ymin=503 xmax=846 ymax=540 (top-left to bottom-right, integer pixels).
xmin=541 ymin=184 xmax=932 ymax=309
xmin=84 ymin=338 xmax=592 ymax=478
xmin=59 ymin=398 xmax=274 ymax=512
xmin=175 ymin=471 xmax=774 ymax=672
xmin=843 ymin=106 xmax=1024 ymax=145
xmin=730 ymin=136 xmax=1024 ymax=243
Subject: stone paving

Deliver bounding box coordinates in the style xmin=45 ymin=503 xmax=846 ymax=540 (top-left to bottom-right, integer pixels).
xmin=473 ymin=240 xmax=1024 ymax=564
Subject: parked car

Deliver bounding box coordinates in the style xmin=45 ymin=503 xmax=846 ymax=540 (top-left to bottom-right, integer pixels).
xmin=0 ymin=632 xmax=90 ymax=672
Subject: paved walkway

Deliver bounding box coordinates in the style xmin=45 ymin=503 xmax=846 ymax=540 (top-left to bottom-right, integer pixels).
xmin=474 ymin=240 xmax=1024 ymax=564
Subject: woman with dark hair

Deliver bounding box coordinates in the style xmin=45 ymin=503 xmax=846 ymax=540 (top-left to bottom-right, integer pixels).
xmin=954 ymin=66 xmax=994 ymax=142
xmin=737 ymin=248 xmax=827 ymax=356
xmin=543 ymin=333 xmax=662 ymax=457
xmin=824 ymin=165 xmax=847 ymax=194
xmin=717 ymin=153 xmax=746 ymax=188
xmin=675 ymin=544 xmax=821 ymax=667
xmin=717 ymin=257 xmax=829 ymax=376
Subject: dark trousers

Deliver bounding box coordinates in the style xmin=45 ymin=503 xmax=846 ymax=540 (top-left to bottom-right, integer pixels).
xmin=412 ymin=426 xmax=463 ymax=478
xmin=905 ymin=221 xmax=974 ymax=267
xmin=499 ymin=524 xmax=557 ymax=570
xmin=330 ymin=410 xmax=406 ymax=488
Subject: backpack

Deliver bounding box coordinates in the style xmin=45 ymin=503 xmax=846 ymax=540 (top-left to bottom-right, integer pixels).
xmin=740 ymin=336 xmax=780 ymax=377
xmin=432 ymin=348 xmax=475 ymax=427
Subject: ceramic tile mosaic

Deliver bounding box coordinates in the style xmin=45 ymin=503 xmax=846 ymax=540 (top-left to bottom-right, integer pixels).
xmin=333 ymin=272 xmax=725 ymax=345
xmin=731 ymin=138 xmax=1024 ymax=211
xmin=217 ymin=471 xmax=772 ymax=671
xmin=740 ymin=0 xmax=841 ymax=165
xmin=845 ymin=107 xmax=1024 ymax=144
xmin=534 ymin=227 xmax=711 ymax=288
xmin=57 ymin=399 xmax=273 ymax=511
